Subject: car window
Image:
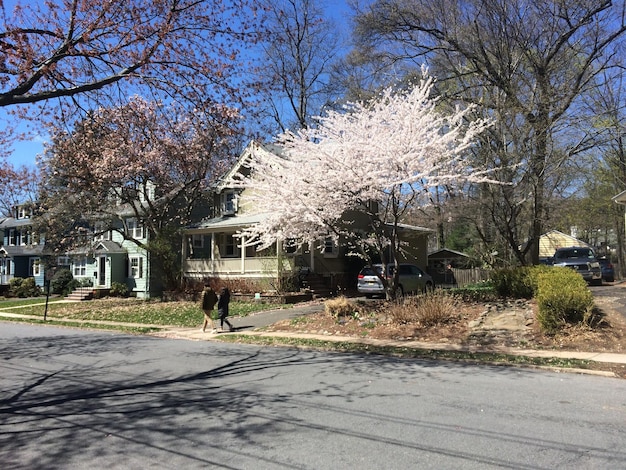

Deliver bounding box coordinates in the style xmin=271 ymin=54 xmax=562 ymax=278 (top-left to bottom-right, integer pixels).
xmin=360 ymin=268 xmax=378 ymax=276
xmin=554 ymin=248 xmax=595 ymax=259
xmin=398 ymin=265 xmax=412 ymax=275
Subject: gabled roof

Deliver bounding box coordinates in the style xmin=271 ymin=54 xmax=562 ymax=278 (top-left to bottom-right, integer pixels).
xmin=215 ymin=140 xmax=285 ymax=193
xmin=93 ymin=240 xmax=126 ymax=254
xmin=539 ymin=230 xmax=591 ymax=258
xmin=428 ymin=248 xmax=470 ymax=258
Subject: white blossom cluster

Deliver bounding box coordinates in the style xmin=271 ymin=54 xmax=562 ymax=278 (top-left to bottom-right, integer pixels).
xmin=237 ymin=72 xmax=495 ymax=257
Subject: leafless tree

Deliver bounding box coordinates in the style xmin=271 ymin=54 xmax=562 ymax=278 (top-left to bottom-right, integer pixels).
xmin=352 ymin=0 xmax=626 ymax=264
xmin=256 ymin=0 xmax=342 ymax=133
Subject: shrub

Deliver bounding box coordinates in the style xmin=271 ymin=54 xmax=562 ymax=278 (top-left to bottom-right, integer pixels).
xmin=386 ymin=290 xmax=458 ymax=326
xmin=325 ymin=296 xmax=363 ymax=321
xmin=8 ymin=277 xmax=42 ymax=298
xmin=50 ymin=268 xmax=74 ymax=295
xmin=449 ymin=281 xmax=498 ymax=302
xmin=535 ymin=267 xmax=594 ymax=333
xmin=110 ymin=282 xmax=129 ymax=297
xmin=490 ymin=265 xmax=552 ymax=299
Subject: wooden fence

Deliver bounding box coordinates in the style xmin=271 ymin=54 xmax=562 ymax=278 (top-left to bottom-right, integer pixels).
xmin=439 ymin=268 xmax=491 ymax=288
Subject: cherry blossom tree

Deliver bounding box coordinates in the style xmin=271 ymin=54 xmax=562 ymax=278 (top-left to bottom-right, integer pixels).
xmin=238 ymin=72 xmax=496 ymax=298
xmin=36 ymin=97 xmax=240 ymax=288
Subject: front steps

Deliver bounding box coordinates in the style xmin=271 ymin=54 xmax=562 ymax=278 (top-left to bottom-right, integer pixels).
xmin=66 ymin=288 xmax=93 ymax=301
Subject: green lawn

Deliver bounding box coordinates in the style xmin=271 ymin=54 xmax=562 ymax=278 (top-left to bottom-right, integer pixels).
xmin=0 ymin=297 xmax=284 ymax=328
xmin=0 ymin=297 xmax=65 ymax=309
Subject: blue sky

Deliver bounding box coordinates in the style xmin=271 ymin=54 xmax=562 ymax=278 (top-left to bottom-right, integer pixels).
xmin=8 ymin=132 xmax=45 ymax=168
xmin=2 ymin=0 xmax=353 ymax=170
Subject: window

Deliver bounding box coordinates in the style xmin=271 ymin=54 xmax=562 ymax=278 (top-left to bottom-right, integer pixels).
xmin=8 ymin=229 xmax=16 ymax=246
xmin=129 ymin=256 xmax=144 ymax=279
xmin=30 ymin=258 xmax=41 ymax=276
xmin=127 ymin=218 xmax=145 ymax=239
xmin=93 ymin=222 xmax=111 ymax=241
xmin=73 ymin=258 xmax=87 ymax=277
xmin=58 ymin=256 xmax=70 ymax=266
xmin=222 ymin=191 xmax=237 ymax=215
xmin=283 ymin=238 xmax=301 ymax=255
xmin=192 ymin=234 xmax=204 ymax=248
xmin=17 ymin=206 xmax=30 ymax=219
xmin=323 ymin=237 xmax=338 ymax=257
xmin=220 ymin=233 xmax=240 ymax=257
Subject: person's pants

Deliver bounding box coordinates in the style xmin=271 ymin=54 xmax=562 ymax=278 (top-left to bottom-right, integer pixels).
xmin=220 ymin=312 xmax=232 ymax=329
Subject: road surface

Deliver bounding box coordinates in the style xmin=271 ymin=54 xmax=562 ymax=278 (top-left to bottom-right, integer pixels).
xmin=1 ymin=323 xmax=626 ymax=469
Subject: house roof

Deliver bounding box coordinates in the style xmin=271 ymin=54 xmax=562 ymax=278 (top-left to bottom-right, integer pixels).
xmin=93 ymin=240 xmax=127 ymax=254
xmin=539 ymin=230 xmax=591 ymax=258
xmin=0 ymin=217 xmax=34 ymax=229
xmin=0 ymin=244 xmax=44 ymax=257
xmin=186 ymin=213 xmax=270 ymax=232
xmin=428 ymin=248 xmax=470 ymax=258
xmin=395 ymin=223 xmax=433 ymax=235
xmin=215 ymin=141 xmax=285 ymax=193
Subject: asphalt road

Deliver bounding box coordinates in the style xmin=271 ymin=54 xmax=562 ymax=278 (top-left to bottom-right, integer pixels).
xmin=2 ymin=322 xmax=626 ymax=469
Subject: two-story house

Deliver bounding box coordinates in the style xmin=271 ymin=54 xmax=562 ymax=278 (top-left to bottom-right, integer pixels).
xmin=63 ymin=213 xmax=153 ymax=298
xmin=182 ymin=141 xmax=432 ymax=295
xmin=0 ymin=204 xmax=45 ymax=288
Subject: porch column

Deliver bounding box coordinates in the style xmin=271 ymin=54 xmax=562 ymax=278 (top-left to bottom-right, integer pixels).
xmin=309 ymin=242 xmax=315 ymax=272
xmin=210 ymin=233 xmax=215 ymax=272
xmin=241 ymin=235 xmax=246 ymax=274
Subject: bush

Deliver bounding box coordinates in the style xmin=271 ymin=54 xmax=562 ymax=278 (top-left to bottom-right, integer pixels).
xmin=110 ymin=282 xmax=129 ymax=297
xmin=8 ymin=277 xmax=42 ymax=298
xmin=50 ymin=268 xmax=74 ymax=295
xmin=535 ymin=267 xmax=594 ymax=333
xmin=325 ymin=296 xmax=363 ymax=320
xmin=386 ymin=290 xmax=458 ymax=326
xmin=491 ymin=265 xmax=551 ymax=299
xmin=449 ymin=281 xmax=498 ymax=302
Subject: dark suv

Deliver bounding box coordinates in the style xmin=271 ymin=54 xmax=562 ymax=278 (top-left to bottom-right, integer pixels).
xmin=551 ymin=247 xmax=602 ymax=285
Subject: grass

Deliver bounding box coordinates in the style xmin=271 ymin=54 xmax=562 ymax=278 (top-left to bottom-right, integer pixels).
xmin=217 ymin=334 xmax=605 ymax=373
xmin=0 ymin=297 xmax=283 ymax=328
xmin=0 ymin=297 xmax=65 ymax=308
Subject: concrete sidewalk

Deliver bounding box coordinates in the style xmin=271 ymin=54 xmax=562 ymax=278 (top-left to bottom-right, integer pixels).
xmin=3 ymin=301 xmax=626 ymax=368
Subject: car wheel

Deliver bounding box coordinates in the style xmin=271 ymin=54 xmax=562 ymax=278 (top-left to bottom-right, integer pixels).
xmin=424 ymin=281 xmax=434 ymax=293
xmin=591 ymin=278 xmax=603 ymax=286
xmin=365 ymin=294 xmax=373 ymax=299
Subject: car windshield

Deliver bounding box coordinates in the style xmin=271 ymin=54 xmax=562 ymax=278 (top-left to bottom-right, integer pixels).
xmin=554 ymin=248 xmax=595 ymax=259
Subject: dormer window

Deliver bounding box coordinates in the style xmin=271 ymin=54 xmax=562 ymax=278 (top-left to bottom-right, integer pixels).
xmin=222 ymin=191 xmax=237 ymax=216
xmin=127 ymin=218 xmax=145 ymax=239
xmin=93 ymin=222 xmax=111 ymax=241
xmin=15 ymin=206 xmax=31 ymax=219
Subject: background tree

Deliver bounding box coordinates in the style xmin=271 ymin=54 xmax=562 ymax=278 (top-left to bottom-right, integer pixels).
xmin=255 ymin=0 xmax=341 ymax=134
xmin=36 ymin=97 xmax=240 ymax=289
xmin=0 ymin=0 xmax=264 ymax=171
xmin=237 ymin=73 xmax=495 ymax=299
xmin=0 ymin=164 xmax=38 ymax=216
xmin=351 ymin=0 xmax=626 ymax=265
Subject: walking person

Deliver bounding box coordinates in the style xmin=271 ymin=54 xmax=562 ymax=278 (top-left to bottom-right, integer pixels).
xmin=200 ymin=283 xmax=218 ymax=333
xmin=217 ymin=287 xmax=234 ymax=332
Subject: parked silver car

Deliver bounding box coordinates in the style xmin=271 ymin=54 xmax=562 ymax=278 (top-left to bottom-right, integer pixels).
xmin=551 ymin=246 xmax=602 ymax=286
xmin=357 ymin=263 xmax=434 ymax=298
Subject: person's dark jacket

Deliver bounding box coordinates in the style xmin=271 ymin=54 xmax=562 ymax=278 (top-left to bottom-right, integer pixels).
xmin=217 ymin=288 xmax=230 ymax=316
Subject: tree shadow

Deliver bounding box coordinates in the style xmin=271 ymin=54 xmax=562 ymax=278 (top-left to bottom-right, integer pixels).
xmin=1 ymin=328 xmax=625 ymax=469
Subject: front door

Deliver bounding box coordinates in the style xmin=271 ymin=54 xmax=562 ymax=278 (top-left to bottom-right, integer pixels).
xmin=98 ymin=256 xmax=107 ymax=286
